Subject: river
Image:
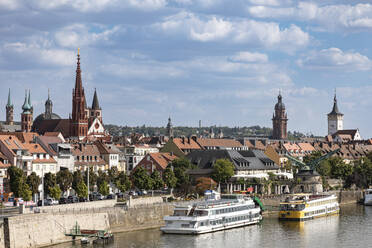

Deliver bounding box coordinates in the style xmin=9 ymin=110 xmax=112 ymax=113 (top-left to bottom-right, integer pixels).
xmin=54 ymin=204 xmax=372 ymax=248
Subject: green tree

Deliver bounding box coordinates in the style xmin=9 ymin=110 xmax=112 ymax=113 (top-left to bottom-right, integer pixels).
xmin=43 ymin=172 xmax=57 ymax=197
xmin=171 ymin=157 xmax=192 ymax=170
xmin=316 ymin=161 xmax=332 ymax=177
xmin=26 ymin=172 xmax=41 ymax=195
xmin=98 ymin=181 xmax=110 ymax=196
xmin=163 ymin=167 xmax=177 ymax=189
xmin=354 ymin=157 xmax=372 ymax=188
xmin=76 ymin=181 xmax=88 ymax=198
xmin=115 ymin=171 xmax=132 ymax=192
xmin=174 ymin=167 xmax=190 ymax=188
xmin=108 ymin=167 xmax=119 ymax=183
xmin=49 ymin=185 xmax=62 ymax=200
xmin=131 ymin=167 xmax=153 ymax=190
xmin=7 ymin=166 xmax=25 ymax=197
xmin=56 ymin=169 xmax=73 ymax=193
xmin=97 ymin=170 xmax=109 ymax=189
xmin=19 ymin=182 xmax=32 ymax=201
xmin=151 ymin=171 xmax=164 ymax=190
xmin=303 ymin=151 xmax=322 ymax=165
xmin=329 ymin=157 xmax=353 ymax=180
xmin=211 ymin=159 xmax=235 ymax=185
xmin=72 ymin=171 xmax=83 ymax=193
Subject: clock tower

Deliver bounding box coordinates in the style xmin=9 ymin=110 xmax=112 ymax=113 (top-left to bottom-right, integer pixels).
xmin=327 ymin=92 xmax=343 ymax=135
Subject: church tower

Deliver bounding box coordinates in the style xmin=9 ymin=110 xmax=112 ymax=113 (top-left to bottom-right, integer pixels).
xmin=166 ymin=117 xmax=173 ymax=138
xmin=272 ymin=92 xmax=288 ymax=140
xmin=21 ymin=90 xmax=33 ymax=132
xmin=327 ymin=91 xmax=343 ymax=135
xmin=45 ymin=89 xmax=53 ymax=119
xmin=6 ymin=88 xmax=14 ymax=125
xmin=90 ymin=88 xmax=102 ymax=123
xmin=71 ymin=49 xmax=88 ymax=138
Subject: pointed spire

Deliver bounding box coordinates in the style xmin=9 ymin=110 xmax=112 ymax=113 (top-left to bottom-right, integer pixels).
xmin=92 ymin=88 xmax=101 ymax=110
xmin=6 ymin=88 xmax=13 ymax=108
xmin=328 ymin=89 xmax=342 ymax=115
xmin=28 ymin=89 xmax=32 ymax=108
xmin=75 ymin=48 xmax=83 ymax=94
xmin=22 ymin=90 xmax=31 ymax=111
xmin=48 ymin=88 xmax=50 ymax=100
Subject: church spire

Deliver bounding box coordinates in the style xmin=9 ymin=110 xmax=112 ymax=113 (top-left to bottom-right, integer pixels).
xmin=6 ymin=88 xmax=12 ymax=107
xmin=75 ymin=48 xmax=83 ymax=95
xmin=92 ymin=88 xmax=101 ymax=110
xmin=328 ymin=89 xmax=342 ymax=116
xmin=22 ymin=90 xmax=31 ymax=112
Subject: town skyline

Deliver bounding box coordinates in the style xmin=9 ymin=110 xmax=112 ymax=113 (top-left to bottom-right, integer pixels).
xmin=1 ymin=1 xmax=372 ymax=137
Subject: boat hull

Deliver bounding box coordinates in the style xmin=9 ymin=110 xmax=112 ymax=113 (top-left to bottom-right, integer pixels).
xmin=279 ymin=209 xmax=339 ymax=221
xmin=161 ymin=218 xmax=261 ymax=235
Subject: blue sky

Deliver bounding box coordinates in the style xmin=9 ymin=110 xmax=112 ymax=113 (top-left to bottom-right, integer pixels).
xmin=1 ymin=0 xmax=372 ymax=137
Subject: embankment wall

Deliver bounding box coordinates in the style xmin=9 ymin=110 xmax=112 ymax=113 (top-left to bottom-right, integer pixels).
xmin=4 ymin=212 xmax=109 ymax=248
xmin=108 ymin=203 xmax=174 ymax=233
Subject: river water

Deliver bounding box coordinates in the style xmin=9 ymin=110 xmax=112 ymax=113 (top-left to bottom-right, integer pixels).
xmin=55 ymin=204 xmax=372 ymax=248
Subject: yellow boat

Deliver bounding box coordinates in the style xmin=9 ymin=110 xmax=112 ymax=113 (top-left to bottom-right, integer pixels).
xmin=279 ymin=193 xmax=339 ymax=221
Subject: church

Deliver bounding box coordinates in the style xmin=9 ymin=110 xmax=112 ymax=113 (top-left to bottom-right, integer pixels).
xmin=1 ymin=50 xmax=110 ymax=141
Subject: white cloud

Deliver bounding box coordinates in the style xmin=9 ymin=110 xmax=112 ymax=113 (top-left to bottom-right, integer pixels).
xmin=297 ymin=48 xmax=372 ymax=71
xmin=229 ymin=51 xmax=268 ymax=63
xmin=156 ymin=12 xmax=309 ymax=52
xmin=248 ymin=0 xmax=292 ymax=7
xmin=248 ymin=2 xmax=372 ymax=32
xmin=54 ymin=24 xmax=122 ymax=48
xmin=2 ymin=42 xmax=75 ymax=66
xmin=0 ymin=0 xmax=20 ymax=10
xmin=22 ymin=0 xmax=166 ymax=12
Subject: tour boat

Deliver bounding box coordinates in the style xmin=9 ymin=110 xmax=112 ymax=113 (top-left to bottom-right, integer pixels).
xmin=364 ymin=189 xmax=372 ymax=206
xmin=279 ymin=194 xmax=339 ymax=221
xmin=161 ymin=191 xmax=262 ymax=234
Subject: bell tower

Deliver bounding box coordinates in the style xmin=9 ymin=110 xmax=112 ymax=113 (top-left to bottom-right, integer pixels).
xmin=272 ymin=91 xmax=288 ymax=140
xmin=5 ymin=88 xmax=13 ymax=125
xmin=327 ymin=91 xmax=343 ymax=135
xmin=21 ymin=90 xmax=33 ymax=132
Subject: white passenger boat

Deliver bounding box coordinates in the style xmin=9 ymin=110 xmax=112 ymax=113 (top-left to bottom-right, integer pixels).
xmin=279 ymin=194 xmax=339 ymax=221
xmin=161 ymin=191 xmax=262 ymax=234
xmin=364 ymin=189 xmax=372 ymax=206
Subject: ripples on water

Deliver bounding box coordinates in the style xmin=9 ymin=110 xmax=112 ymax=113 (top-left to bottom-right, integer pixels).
xmin=55 ymin=205 xmax=372 ymax=248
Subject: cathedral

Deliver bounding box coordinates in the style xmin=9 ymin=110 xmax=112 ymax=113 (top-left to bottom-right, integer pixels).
xmin=272 ymin=92 xmax=288 ymax=140
xmin=1 ymin=50 xmax=110 ymax=141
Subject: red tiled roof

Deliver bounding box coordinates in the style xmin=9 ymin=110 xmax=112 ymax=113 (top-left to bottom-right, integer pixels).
xmin=196 ymin=138 xmax=242 ymax=148
xmin=173 ymin=138 xmax=201 ymax=150
xmin=150 ymin=152 xmax=178 ymax=169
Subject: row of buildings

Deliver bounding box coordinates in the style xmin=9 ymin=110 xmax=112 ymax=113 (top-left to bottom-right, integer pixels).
xmin=0 ymin=50 xmax=369 ymax=196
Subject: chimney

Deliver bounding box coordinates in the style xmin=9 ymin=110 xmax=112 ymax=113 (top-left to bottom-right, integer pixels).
xmin=170 ymin=151 xmax=174 ymax=156
xmin=181 ymin=136 xmax=185 ymax=144
xmin=187 ymin=137 xmax=190 ymax=144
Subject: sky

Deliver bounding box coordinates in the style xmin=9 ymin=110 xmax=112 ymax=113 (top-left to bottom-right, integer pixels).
xmin=1 ymin=0 xmax=372 ymax=137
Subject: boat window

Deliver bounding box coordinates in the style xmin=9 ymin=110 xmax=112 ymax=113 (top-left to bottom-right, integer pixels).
xmin=173 ymin=210 xmax=188 ymax=216
xmin=194 ymin=210 xmax=208 ymax=216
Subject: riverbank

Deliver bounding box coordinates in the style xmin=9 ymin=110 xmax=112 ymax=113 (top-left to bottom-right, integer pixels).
xmin=1 ymin=190 xmax=364 ymax=248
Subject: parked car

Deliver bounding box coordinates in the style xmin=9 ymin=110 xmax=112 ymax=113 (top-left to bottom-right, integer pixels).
xmin=96 ymin=193 xmax=104 ymax=200
xmin=59 ymin=197 xmax=68 ymax=204
xmin=79 ymin=197 xmax=88 ymax=202
xmin=47 ymin=198 xmax=59 ymax=205
xmin=115 ymin=192 xmax=124 ymax=199
xmin=128 ymin=191 xmax=137 ymax=196
xmin=67 ymin=196 xmax=79 ymax=203
xmin=106 ymin=194 xmax=115 ymax=199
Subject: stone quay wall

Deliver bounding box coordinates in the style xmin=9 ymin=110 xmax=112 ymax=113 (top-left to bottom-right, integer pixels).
xmin=4 ymin=212 xmax=109 ymax=248
xmin=22 ymin=199 xmax=117 ymax=214
xmin=108 ymin=203 xmax=174 ymax=233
